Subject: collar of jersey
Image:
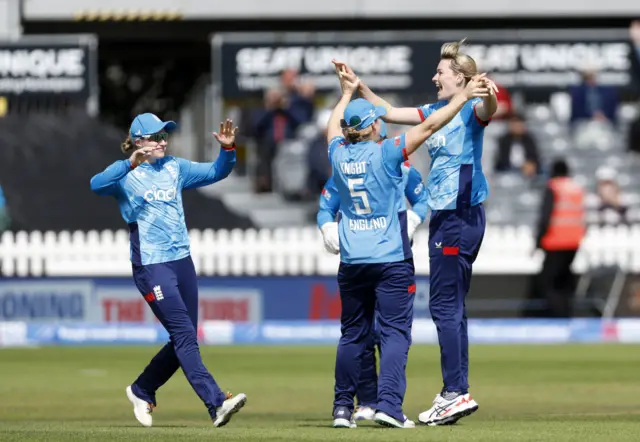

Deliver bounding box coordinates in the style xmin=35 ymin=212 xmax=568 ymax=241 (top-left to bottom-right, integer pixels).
xmin=140 ymin=158 xmax=168 ymax=169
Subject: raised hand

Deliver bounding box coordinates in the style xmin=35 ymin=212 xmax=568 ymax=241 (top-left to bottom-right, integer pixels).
xmin=483 ymin=77 xmax=499 ymax=95
xmin=213 ymin=119 xmax=239 ymax=148
xmin=331 ymin=59 xmax=356 ymax=79
xmin=129 ymin=147 xmax=154 ymax=167
xmin=463 ymin=73 xmax=490 ymax=100
xmin=341 ymin=72 xmax=360 ymax=95
xmin=332 ymin=60 xmax=360 ymax=95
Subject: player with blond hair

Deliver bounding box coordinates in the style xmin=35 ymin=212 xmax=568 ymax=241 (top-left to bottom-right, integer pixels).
xmin=326 ymin=60 xmax=489 ymax=429
xmin=334 ymin=38 xmax=499 ymax=426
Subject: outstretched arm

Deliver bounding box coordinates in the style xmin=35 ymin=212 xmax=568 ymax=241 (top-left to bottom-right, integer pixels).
xmin=473 ymin=77 xmax=499 ymax=122
xmin=90 ymin=160 xmax=131 ymax=196
xmin=404 ymin=75 xmax=489 ymax=157
xmin=327 ymin=63 xmax=360 ymax=144
xmin=358 ymin=82 xmax=423 ymax=125
xmin=179 ymin=119 xmax=238 ymax=189
xmin=332 ymin=61 xmax=422 ymax=125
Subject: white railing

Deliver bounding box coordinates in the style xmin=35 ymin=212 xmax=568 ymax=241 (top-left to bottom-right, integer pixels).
xmin=1 ymin=225 xmax=639 ymax=277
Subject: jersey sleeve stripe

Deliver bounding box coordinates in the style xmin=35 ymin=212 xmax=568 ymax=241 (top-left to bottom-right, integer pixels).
xmin=417 ymin=108 xmax=426 ymax=122
xmin=402 ymin=148 xmax=409 ymax=161
xmin=473 ymin=103 xmax=491 ymax=127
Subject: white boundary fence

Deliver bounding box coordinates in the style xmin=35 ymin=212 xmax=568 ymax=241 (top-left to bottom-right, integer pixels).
xmin=1 ymin=225 xmax=639 ymax=277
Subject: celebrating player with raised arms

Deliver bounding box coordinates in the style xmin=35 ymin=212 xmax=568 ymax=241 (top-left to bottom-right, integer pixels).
xmin=334 ymin=38 xmax=499 ymax=426
xmin=326 ymin=61 xmax=488 ymax=429
xmin=90 ymin=114 xmax=247 ymax=428
xmin=318 ymin=121 xmax=428 ymax=255
xmin=318 ymin=136 xmax=428 ymax=421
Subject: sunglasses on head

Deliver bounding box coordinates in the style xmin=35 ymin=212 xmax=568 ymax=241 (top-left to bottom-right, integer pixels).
xmin=143 ymin=132 xmax=168 ymax=143
xmin=340 ymin=115 xmax=362 ymax=129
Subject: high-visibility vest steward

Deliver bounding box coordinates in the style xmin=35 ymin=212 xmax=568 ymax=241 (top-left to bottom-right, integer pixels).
xmin=541 ymin=177 xmax=586 ymax=251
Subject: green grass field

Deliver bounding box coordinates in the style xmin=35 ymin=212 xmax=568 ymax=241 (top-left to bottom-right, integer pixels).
xmin=1 ymin=345 xmax=639 ymax=441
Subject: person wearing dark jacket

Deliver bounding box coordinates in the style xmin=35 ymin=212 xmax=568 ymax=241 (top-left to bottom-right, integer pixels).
xmin=525 ymin=159 xmax=586 ymax=318
xmin=569 ymin=70 xmax=618 ymax=126
xmin=494 ymin=114 xmax=541 ymax=178
xmin=252 ymin=87 xmax=307 ymax=192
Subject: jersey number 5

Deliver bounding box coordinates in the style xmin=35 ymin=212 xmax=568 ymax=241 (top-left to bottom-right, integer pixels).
xmin=348 ymin=178 xmax=372 ymax=215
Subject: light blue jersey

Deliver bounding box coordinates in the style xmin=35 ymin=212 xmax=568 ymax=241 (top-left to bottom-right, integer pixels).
xmin=417 ymin=98 xmax=489 ymax=211
xmin=317 ymin=161 xmax=428 ymax=227
xmin=90 ymin=150 xmax=236 ymax=265
xmin=327 ymin=134 xmax=411 ymax=264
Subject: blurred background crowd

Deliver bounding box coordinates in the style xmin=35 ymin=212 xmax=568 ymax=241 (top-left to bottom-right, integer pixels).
xmin=0 ymin=2 xmax=639 ymax=321
xmin=0 ymin=9 xmax=638 ymax=234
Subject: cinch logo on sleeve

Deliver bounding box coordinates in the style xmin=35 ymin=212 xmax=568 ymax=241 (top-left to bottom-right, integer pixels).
xmin=143 ymin=186 xmax=177 ymax=202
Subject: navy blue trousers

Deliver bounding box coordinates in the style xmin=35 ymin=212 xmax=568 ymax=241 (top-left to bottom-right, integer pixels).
xmin=334 ymin=259 xmax=415 ymax=422
xmin=429 ymin=204 xmax=485 ymax=394
xmin=355 ymin=318 xmax=380 ymax=408
xmin=130 ymin=256 xmax=226 ymax=418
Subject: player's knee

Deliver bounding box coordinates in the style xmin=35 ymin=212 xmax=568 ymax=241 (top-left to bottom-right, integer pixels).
xmin=433 ymin=311 xmax=463 ymax=328
xmin=169 ymin=326 xmax=198 ymax=347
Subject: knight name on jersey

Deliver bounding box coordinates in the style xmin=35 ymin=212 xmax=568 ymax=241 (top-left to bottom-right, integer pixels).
xmin=349 ymin=216 xmax=387 ymax=231
xmin=341 ymin=161 xmax=367 ymax=175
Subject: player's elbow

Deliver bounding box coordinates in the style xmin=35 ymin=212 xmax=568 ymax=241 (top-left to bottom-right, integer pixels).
xmin=317 ymin=209 xmax=335 ymax=227
xmin=89 ymin=176 xmax=107 ymax=195
xmin=214 ymin=158 xmax=236 ymax=182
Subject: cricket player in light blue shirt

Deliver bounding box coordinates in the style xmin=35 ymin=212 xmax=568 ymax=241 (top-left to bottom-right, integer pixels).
xmin=326 ymin=60 xmax=488 ymax=429
xmin=90 ymin=114 xmax=247 ymax=429
xmin=334 ymin=38 xmax=499 ymax=426
xmin=317 ymin=157 xmax=428 ymax=422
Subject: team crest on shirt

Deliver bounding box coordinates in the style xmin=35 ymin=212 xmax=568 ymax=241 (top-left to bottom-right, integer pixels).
xmin=133 ymin=168 xmax=146 ymax=178
xmin=321 ymin=188 xmax=332 ymax=200
xmin=166 ymin=163 xmax=178 ymax=179
xmin=394 ymin=137 xmax=401 ymax=146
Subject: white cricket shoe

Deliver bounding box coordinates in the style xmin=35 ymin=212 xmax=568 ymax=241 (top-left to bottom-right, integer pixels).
xmin=353 ymin=405 xmax=376 ymax=421
xmin=125 ymin=385 xmax=154 ymax=427
xmin=374 ymin=411 xmax=415 ymax=428
xmin=418 ymin=392 xmax=479 ymax=426
xmin=213 ymin=392 xmax=247 ymax=427
xmin=332 ymin=406 xmax=357 ymax=428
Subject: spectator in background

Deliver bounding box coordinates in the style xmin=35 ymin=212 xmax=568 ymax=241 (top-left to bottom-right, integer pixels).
xmin=280 ymin=68 xmax=316 ymax=124
xmin=252 ymin=87 xmax=305 ymax=193
xmin=526 ymin=159 xmax=586 ymax=318
xmin=587 ymin=167 xmax=629 ymax=226
xmin=306 ymin=109 xmax=332 ymax=196
xmin=494 ymin=113 xmax=541 ymax=178
xmin=569 ymin=69 xmax=618 ymax=126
